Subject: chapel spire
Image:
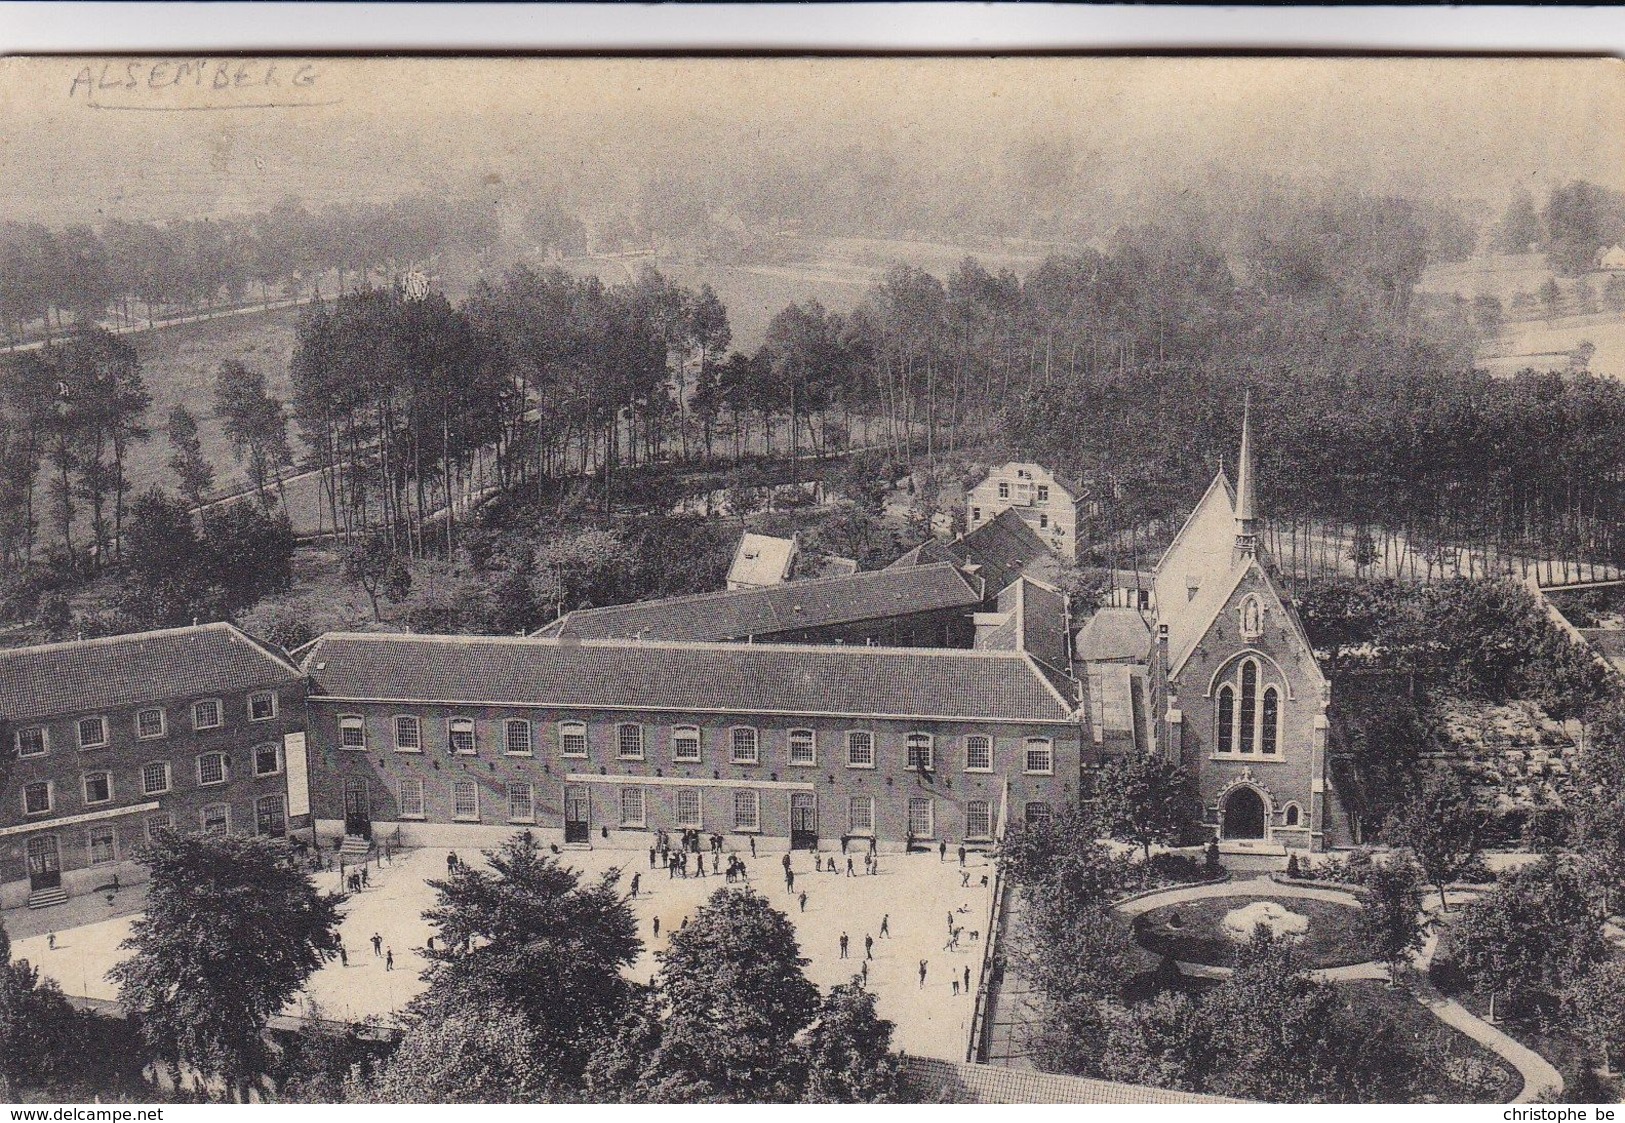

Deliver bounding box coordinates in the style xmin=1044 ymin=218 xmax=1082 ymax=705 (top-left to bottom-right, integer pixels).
xmin=1234 ymin=391 xmax=1260 ymax=556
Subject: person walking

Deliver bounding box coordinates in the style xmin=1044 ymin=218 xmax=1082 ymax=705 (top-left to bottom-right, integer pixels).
xmin=919 ymin=960 xmax=928 ymax=989
xmin=952 ymin=977 xmax=960 ymax=996
xmin=786 ymin=869 xmax=795 ymax=893
xmin=371 ymin=933 xmax=382 ymax=957
xmin=385 ymin=948 xmax=394 ymax=972
xmin=448 ymin=852 xmax=459 ymax=874
xmin=798 ymin=890 xmax=807 ymax=913
xmin=653 ymin=916 xmax=661 ymax=939
xmin=880 ymin=914 xmax=890 ymax=938
xmin=46 ymin=932 xmax=55 ymax=951
xmin=630 ymin=872 xmax=641 ymax=898
xmin=846 ymin=856 xmax=856 ymax=877
xmin=782 ymin=853 xmax=792 ymax=876
xmin=864 ymin=934 xmax=874 ymax=961
xmin=957 ymin=845 xmax=967 ymax=868
xmin=839 ymin=932 xmax=849 ymax=959
xmin=861 ymin=959 xmax=870 ymax=987
xmin=964 ymin=965 xmax=971 ymax=994
xmin=338 ymin=944 xmax=348 ymax=967
xmin=750 ymin=836 xmax=757 ymax=858
xmin=938 ymin=840 xmax=947 ymax=862
xmin=649 ymin=844 xmax=657 ymax=869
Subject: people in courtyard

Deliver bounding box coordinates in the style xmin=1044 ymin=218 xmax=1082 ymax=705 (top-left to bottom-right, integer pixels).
xmin=864 ymin=933 xmax=874 ymax=960
xmin=799 ymin=890 xmax=807 ymax=913
xmin=385 ymin=948 xmax=394 ymax=972
xmin=653 ymin=916 xmax=660 ymax=939
xmin=338 ymin=944 xmax=347 ymax=967
xmin=371 ymin=933 xmax=382 ymax=957
xmin=938 ymin=841 xmax=947 ymax=862
xmin=839 ymin=932 xmax=849 ymax=959
xmin=46 ymin=932 xmax=55 ymax=951
xmin=958 ymin=845 xmax=967 ymax=867
xmin=630 ymin=872 xmax=640 ymax=897
xmin=919 ymin=960 xmax=928 ymax=988
xmin=846 ymin=857 xmax=856 ymax=877
xmin=964 ymin=965 xmax=971 ymax=993
xmin=880 ymin=914 xmax=890 ymax=938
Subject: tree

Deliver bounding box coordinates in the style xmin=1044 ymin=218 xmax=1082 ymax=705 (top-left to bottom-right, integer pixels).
xmin=1092 ymin=752 xmax=1196 ymax=860
xmin=165 ymin=403 xmax=213 ymax=511
xmin=1354 ymin=854 xmax=1426 ymax=983
xmin=350 ymin=997 xmax=556 ymax=1103
xmin=215 ymin=360 xmax=291 ymax=514
xmin=343 ymin=529 xmax=394 ymax=622
xmin=1494 ymin=187 xmax=1542 ymax=255
xmin=414 ymin=831 xmax=639 ymax=1092
xmin=109 ymin=831 xmax=343 ymax=1100
xmin=204 ymin=501 xmax=296 ymax=612
xmin=798 ymin=981 xmax=908 ymax=1103
xmin=999 ymin=802 xmax=1125 ymax=903
xmin=1384 ymin=771 xmax=1484 ymax=911
xmin=1450 ymin=880 xmax=1547 ymax=1022
xmin=651 ymin=887 xmax=819 ymax=1100
xmin=1562 ymin=959 xmax=1625 ymax=1076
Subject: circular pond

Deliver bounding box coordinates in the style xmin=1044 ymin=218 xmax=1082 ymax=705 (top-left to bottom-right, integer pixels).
xmin=1130 ymin=894 xmax=1368 ymax=969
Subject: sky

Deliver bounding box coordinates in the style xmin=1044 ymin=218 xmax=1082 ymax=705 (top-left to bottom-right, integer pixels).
xmin=0 ymin=55 xmax=1620 ymax=226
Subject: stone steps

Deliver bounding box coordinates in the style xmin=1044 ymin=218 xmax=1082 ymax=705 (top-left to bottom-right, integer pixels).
xmin=27 ymin=886 xmax=68 ymax=910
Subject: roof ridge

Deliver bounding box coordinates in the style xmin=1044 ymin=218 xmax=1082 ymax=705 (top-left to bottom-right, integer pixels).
xmin=0 ymin=619 xmax=234 ymax=660
xmin=307 ymin=630 xmax=1045 ymax=662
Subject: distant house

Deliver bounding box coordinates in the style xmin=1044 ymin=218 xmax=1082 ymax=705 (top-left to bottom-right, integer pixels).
xmin=1599 ymin=245 xmax=1625 ymax=271
xmin=964 ymin=462 xmax=1091 ymax=562
xmin=727 ymin=533 xmax=798 ymax=590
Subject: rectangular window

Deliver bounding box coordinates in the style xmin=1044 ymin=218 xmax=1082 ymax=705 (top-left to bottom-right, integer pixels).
xmin=15 ymin=726 xmax=47 ymax=758
xmin=508 ymin=782 xmax=536 ymax=823
xmin=732 ymin=789 xmax=760 ymax=832
xmin=505 ymin=720 xmax=533 ymax=756
xmin=906 ymin=732 xmax=935 ymax=771
xmin=136 ymin=708 xmax=165 ymax=739
xmin=673 ymin=725 xmax=702 ymax=763
xmin=1025 ymin=802 xmax=1053 ymax=828
xmin=201 ymin=803 xmax=230 ymax=836
xmin=848 ymin=795 xmax=875 ymax=834
xmin=338 ymin=715 xmax=366 ymax=750
xmin=1037 ymin=485 xmax=1050 ymax=503
xmin=998 ymin=481 xmax=1009 ymax=499
xmin=141 ymin=760 xmax=171 ymax=796
xmin=559 ymin=721 xmax=587 ymax=757
xmin=966 ymin=799 xmax=993 ymax=839
xmin=145 ymin=813 xmax=173 ymax=845
xmin=620 ymin=786 xmax=647 ymax=828
xmin=198 ymin=752 xmax=227 ymax=786
xmin=676 ymin=788 xmax=703 ymax=828
xmin=617 ymin=723 xmax=645 ymax=761
xmin=249 ymin=692 xmax=278 ymax=721
xmin=846 ymin=731 xmax=875 ymax=769
xmin=448 ymin=718 xmax=477 ymax=756
xmin=965 ymin=735 xmax=993 ymax=772
xmin=451 ymin=780 xmax=480 ymax=822
xmin=908 ymin=797 xmax=935 ymax=839
xmin=788 ymin=729 xmax=816 ymax=766
xmin=394 ymin=715 xmax=422 ymax=752
xmin=1024 ymin=737 xmax=1054 ymax=775
xmin=83 ymin=771 xmax=112 ymax=805
xmin=398 ymin=778 xmax=425 ymax=819
xmin=77 ymin=716 xmax=108 ymax=749
xmin=253 ymin=743 xmax=281 ymax=777
xmin=1039 ymin=513 xmax=1049 ymax=529
xmin=87 ymin=826 xmax=116 ymax=866
xmin=971 ymin=506 xmax=981 ymax=522
xmin=731 ymin=727 xmax=759 ymax=765
xmin=192 ymin=700 xmax=222 ymax=731
xmin=22 ymin=781 xmax=52 ymax=815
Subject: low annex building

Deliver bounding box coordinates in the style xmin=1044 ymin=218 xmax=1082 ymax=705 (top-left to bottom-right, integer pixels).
xmin=0 ymin=623 xmax=309 ymax=908
xmin=299 ymin=633 xmax=1087 ymax=852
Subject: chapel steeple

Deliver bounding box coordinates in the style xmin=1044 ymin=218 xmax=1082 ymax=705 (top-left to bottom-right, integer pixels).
xmin=1234 ymin=391 xmax=1260 ymax=557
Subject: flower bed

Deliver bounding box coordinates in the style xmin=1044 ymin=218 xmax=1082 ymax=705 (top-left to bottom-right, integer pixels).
xmin=1131 ymin=894 xmax=1369 ymax=969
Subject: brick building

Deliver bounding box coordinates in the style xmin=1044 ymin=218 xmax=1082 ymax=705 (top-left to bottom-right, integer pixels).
xmin=0 ymin=624 xmax=309 ymax=908
xmin=299 ymin=633 xmax=1087 ymax=852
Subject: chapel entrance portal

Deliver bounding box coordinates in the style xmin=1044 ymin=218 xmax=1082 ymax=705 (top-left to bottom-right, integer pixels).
xmin=1221 ymin=786 xmax=1267 ymax=841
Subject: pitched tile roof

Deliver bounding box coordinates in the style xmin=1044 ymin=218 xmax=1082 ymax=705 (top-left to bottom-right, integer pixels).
xmin=534 ymin=562 xmax=984 ymax=642
xmin=1075 ymin=606 xmax=1154 ymax=663
xmin=903 ymin=1057 xmax=1243 ymax=1105
xmin=302 ymin=633 xmax=1078 ymax=724
xmin=886 ymin=539 xmax=960 ymax=570
xmin=0 ymin=623 xmax=304 ymax=724
xmin=949 ymin=509 xmax=1053 ymax=593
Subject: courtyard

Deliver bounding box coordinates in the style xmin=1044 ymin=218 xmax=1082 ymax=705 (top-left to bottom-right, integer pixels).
xmin=8 ymin=839 xmax=993 ymax=1062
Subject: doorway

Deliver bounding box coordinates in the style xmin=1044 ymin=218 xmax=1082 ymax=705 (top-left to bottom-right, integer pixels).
xmin=343 ymin=781 xmax=371 ymax=839
xmin=26 ymin=835 xmax=60 ymax=891
xmin=790 ymin=792 xmax=817 ymax=850
xmin=257 ymin=794 xmax=288 ymax=838
xmin=564 ymin=785 xmax=590 ymax=844
xmin=1221 ymin=786 xmax=1267 ymax=840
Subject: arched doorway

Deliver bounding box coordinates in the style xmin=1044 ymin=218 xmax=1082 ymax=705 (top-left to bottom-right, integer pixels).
xmin=1221 ymin=786 xmax=1267 ymax=840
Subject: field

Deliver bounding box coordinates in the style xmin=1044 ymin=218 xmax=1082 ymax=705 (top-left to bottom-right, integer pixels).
xmin=1131 ymin=895 xmax=1369 ymax=969
xmin=1485 ymin=313 xmax=1625 ymax=380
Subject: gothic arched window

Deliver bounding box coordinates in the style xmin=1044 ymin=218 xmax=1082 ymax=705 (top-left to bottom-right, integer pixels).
xmin=1217 ymin=685 xmax=1235 ymax=755
xmin=1238 ymin=660 xmax=1258 ymax=754
xmin=1261 ymin=687 xmax=1279 ymax=755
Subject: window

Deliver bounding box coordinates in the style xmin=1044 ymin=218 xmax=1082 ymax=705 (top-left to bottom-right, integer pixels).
xmin=1024 ymin=802 xmax=1052 ymax=828
xmin=15 ymin=726 xmax=47 ymax=758
xmin=965 ymin=735 xmax=993 ymax=772
xmin=732 ymin=789 xmax=760 ymax=832
xmin=1216 ymin=685 xmax=1235 ymax=755
xmin=1261 ymin=688 xmax=1280 ymax=755
xmin=1039 ymin=513 xmax=1049 ymax=529
xmin=908 ymin=797 xmax=935 ymax=839
xmin=77 ymin=716 xmax=108 ymax=749
xmin=253 ymin=743 xmax=281 ymax=777
xmin=559 ymin=721 xmax=587 ymax=757
xmin=338 ymin=715 xmax=366 ymax=750
xmin=249 ymin=691 xmax=278 ymax=721
xmin=971 ymin=506 xmax=981 ymax=522
xmin=398 ymin=778 xmax=425 ymax=819
xmin=141 ymin=760 xmax=171 ymax=796
xmin=82 ymin=771 xmax=112 ymax=805
xmin=998 ymin=481 xmax=1009 ymax=499
xmin=730 ymin=726 xmax=759 ymax=765
xmin=906 ymin=732 xmax=935 ymax=771
xmin=1283 ymin=802 xmax=1302 ymax=827
xmin=966 ymin=799 xmax=993 ymax=839
xmin=848 ymin=795 xmax=875 ymax=835
xmin=449 ymin=717 xmax=477 ymax=755
xmin=87 ymin=826 xmax=116 ymax=866
xmin=788 ymin=729 xmax=816 ymax=766
xmin=846 ymin=731 xmax=875 ymax=769
xmin=200 ymin=803 xmax=230 ymax=836
xmin=676 ymin=788 xmax=703 ymax=828
xmin=673 ymin=725 xmax=702 ymax=763
xmin=22 ymin=781 xmax=52 ymax=815
xmin=617 ymin=723 xmax=645 ymax=761
xmin=508 ymin=782 xmax=536 ymax=823
xmin=1238 ymin=660 xmax=1258 ymax=754
xmin=136 ymin=708 xmax=166 ymax=739
xmin=394 ymin=715 xmax=422 ymax=752
xmin=192 ymin=699 xmax=222 ymax=731
xmin=256 ymin=794 xmax=287 ymax=837
xmin=451 ymin=780 xmax=480 ymax=821
xmin=1024 ymin=737 xmax=1054 ymax=775
xmin=145 ymin=813 xmax=173 ymax=845
xmin=505 ymin=720 xmax=533 ymax=756
xmin=620 ymin=786 xmax=647 ymax=828
xmin=198 ymin=752 xmax=228 ymax=786
xmin=1037 ymin=485 xmax=1050 ymax=503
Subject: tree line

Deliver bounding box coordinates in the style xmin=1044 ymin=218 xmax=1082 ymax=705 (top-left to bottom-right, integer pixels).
xmin=1494 ymin=179 xmax=1625 ymax=275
